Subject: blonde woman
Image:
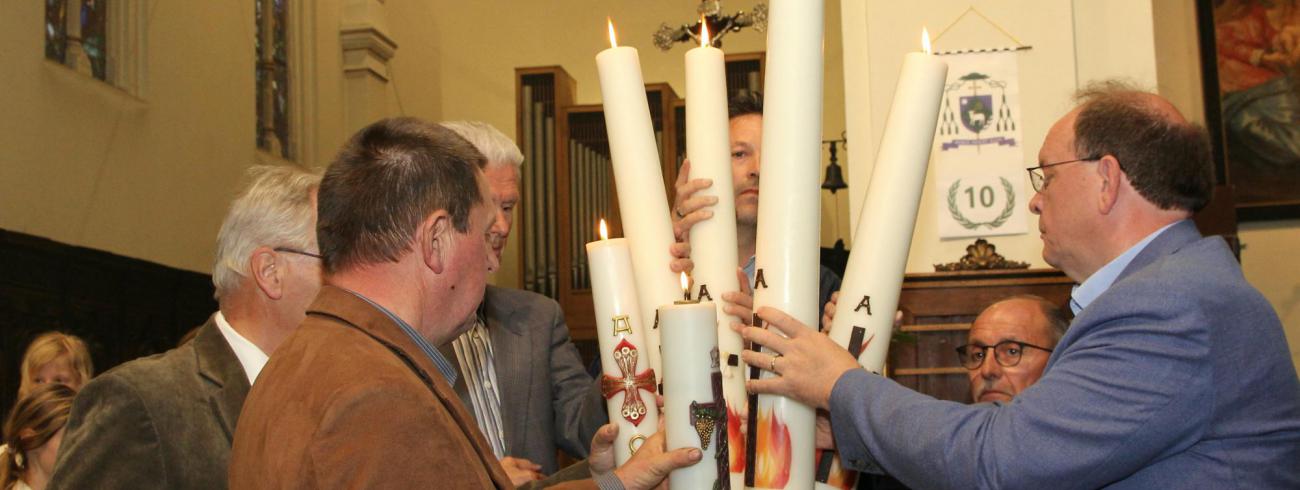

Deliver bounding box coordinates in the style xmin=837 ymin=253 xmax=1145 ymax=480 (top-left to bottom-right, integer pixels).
xmin=1 ymin=384 xmax=76 ymax=490
xmin=17 ymin=333 xmax=93 ymax=398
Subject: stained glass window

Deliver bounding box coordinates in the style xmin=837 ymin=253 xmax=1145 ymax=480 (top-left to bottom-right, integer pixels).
xmin=81 ymin=0 xmax=108 ymax=81
xmin=45 ymin=0 xmax=109 ymax=82
xmin=255 ymin=0 xmax=291 ymax=159
xmin=45 ymin=0 xmax=68 ymax=63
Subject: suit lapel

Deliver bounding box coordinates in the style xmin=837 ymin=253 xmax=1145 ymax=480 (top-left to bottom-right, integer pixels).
xmin=193 ymin=317 xmax=252 ymax=442
xmin=483 ymin=286 xmax=531 ymax=456
xmin=309 ymin=285 xmax=514 ymax=488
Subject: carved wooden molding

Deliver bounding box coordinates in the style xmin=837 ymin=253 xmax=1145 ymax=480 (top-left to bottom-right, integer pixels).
xmin=933 ymin=238 xmax=1029 ymax=271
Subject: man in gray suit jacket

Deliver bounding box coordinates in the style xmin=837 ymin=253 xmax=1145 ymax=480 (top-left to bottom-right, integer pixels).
xmin=48 ymin=165 xmax=322 ymax=490
xmin=440 ymin=121 xmax=606 ymax=485
xmin=737 ymin=81 xmax=1300 ymax=488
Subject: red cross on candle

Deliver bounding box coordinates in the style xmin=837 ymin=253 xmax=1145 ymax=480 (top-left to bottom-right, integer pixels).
xmin=600 ymin=339 xmax=657 ymax=426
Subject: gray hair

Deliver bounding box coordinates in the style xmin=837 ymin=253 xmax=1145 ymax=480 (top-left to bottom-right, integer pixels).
xmin=212 ymin=165 xmax=321 ymax=299
xmin=997 ymin=295 xmax=1071 ymax=346
xmin=440 ymin=120 xmax=523 ymax=169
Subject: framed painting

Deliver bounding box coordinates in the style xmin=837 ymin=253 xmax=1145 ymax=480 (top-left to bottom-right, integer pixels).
xmin=1197 ymin=0 xmax=1300 ymax=220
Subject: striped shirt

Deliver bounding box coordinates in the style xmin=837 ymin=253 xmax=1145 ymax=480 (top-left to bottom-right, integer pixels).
xmin=451 ymin=313 xmax=508 ymax=458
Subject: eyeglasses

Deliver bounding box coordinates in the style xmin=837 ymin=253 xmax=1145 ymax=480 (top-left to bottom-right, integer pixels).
xmin=955 ymin=340 xmax=1054 ymax=370
xmin=1026 ymin=155 xmax=1101 ymax=192
xmin=273 ymin=247 xmax=322 ymax=260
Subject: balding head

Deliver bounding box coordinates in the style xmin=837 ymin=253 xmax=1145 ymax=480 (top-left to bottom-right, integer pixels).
xmin=1071 ymin=80 xmax=1213 ymax=213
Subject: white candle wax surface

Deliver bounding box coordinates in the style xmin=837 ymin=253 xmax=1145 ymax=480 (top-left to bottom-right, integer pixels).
xmin=596 ymin=42 xmax=679 ymax=387
xmin=659 ymin=301 xmax=724 ymax=490
xmin=749 ymin=0 xmax=825 ymax=488
xmin=685 ymin=35 xmax=747 ymax=489
xmin=828 ymin=51 xmax=947 ymax=372
xmin=586 ymin=236 xmax=660 ymax=465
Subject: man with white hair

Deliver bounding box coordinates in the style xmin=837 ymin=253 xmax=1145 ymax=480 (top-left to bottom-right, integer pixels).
xmin=49 ymin=165 xmax=322 ymax=490
xmin=439 ymin=121 xmax=606 ymax=485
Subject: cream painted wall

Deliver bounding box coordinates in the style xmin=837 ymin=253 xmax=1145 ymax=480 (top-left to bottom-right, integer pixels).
xmin=0 ymin=1 xmax=260 ymax=274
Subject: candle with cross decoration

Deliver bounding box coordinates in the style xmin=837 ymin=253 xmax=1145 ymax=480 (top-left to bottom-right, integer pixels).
xmin=660 ymin=272 xmax=729 ymax=489
xmin=587 ymin=219 xmax=660 ymax=465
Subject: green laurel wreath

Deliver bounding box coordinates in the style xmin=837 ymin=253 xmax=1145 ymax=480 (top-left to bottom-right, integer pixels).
xmin=947 ymin=177 xmax=1016 ymax=230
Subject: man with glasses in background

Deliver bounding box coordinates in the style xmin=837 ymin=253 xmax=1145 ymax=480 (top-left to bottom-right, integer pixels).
xmin=956 ymin=295 xmax=1068 ymax=404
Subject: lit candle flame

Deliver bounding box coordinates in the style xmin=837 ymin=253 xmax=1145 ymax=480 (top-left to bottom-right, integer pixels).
xmin=607 ymin=17 xmax=618 ymax=48
xmin=680 ymin=271 xmax=690 ymax=296
xmin=700 ymin=17 xmax=710 ymax=48
xmin=922 ymin=27 xmax=931 ymax=54
xmin=599 ymin=219 xmax=609 ymax=240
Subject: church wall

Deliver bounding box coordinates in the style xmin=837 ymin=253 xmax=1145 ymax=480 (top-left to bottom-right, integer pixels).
xmin=0 ymin=1 xmax=259 ymax=275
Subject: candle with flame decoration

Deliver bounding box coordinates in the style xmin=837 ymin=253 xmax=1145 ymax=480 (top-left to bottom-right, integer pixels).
xmin=828 ymin=28 xmax=947 ymax=375
xmin=586 ymin=219 xmax=660 ymax=465
xmin=660 ymin=272 xmax=726 ymax=489
xmin=684 ymin=20 xmax=746 ymax=489
xmin=595 ymin=18 xmax=680 ymax=388
xmin=748 ymin=0 xmax=824 ymax=488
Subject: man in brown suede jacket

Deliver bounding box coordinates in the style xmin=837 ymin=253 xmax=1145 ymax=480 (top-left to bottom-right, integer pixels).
xmin=228 ymin=118 xmax=699 ymax=489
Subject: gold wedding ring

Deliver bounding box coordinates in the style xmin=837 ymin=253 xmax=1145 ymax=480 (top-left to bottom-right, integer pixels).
xmin=770 ymin=353 xmax=782 ymax=372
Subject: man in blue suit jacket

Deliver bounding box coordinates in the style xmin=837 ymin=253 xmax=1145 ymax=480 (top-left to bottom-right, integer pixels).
xmin=738 ymin=81 xmax=1300 ymax=488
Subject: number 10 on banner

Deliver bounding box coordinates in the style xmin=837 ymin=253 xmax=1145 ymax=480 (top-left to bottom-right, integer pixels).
xmin=936 ymin=174 xmax=1027 ymax=239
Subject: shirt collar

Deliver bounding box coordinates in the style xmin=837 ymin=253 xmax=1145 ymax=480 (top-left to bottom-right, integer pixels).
xmin=1070 ymin=220 xmax=1181 ymax=314
xmin=213 ymin=311 xmax=270 ymax=385
xmin=342 ymin=289 xmax=459 ymax=386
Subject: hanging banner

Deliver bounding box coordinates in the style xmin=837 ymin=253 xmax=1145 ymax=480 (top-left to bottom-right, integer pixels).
xmin=934 ymin=50 xmax=1027 ymax=239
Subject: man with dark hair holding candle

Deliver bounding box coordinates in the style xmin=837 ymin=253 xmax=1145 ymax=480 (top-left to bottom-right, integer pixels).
xmin=228 ymin=117 xmax=701 ymax=489
xmin=732 ymin=82 xmax=1300 ymax=488
xmin=671 ymin=93 xmax=841 ymax=315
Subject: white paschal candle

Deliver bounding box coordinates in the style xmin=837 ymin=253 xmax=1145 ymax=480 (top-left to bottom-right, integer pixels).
xmin=660 ymin=289 xmax=724 ymax=490
xmin=595 ymin=19 xmax=678 ymax=386
xmin=749 ymin=0 xmax=823 ymax=488
xmin=828 ymin=31 xmax=948 ymax=373
xmin=685 ymin=22 xmax=746 ymax=489
xmin=587 ymin=221 xmax=660 ymax=465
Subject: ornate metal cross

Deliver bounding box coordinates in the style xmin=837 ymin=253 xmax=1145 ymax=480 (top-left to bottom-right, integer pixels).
xmin=600 ymin=339 xmax=657 ymax=426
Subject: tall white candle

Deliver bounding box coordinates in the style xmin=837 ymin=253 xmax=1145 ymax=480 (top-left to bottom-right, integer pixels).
xmin=595 ymin=19 xmax=678 ymax=386
xmin=587 ymin=221 xmax=661 ymax=465
xmin=685 ymin=22 xmax=746 ymax=489
xmin=660 ymin=295 xmax=725 ymax=490
xmin=749 ymin=1 xmax=824 ymax=488
xmin=828 ymin=31 xmax=948 ymax=373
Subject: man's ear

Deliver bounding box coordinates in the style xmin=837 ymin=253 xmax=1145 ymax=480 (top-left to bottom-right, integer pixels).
xmin=250 ymin=247 xmax=284 ymax=300
xmin=1096 ymin=155 xmax=1123 ymax=215
xmin=421 ymin=211 xmax=452 ymax=275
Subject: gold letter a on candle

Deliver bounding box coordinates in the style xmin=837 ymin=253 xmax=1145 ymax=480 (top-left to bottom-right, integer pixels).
xmin=611 ymin=315 xmax=633 ymax=336
xmin=754 ymin=269 xmax=768 ymax=289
